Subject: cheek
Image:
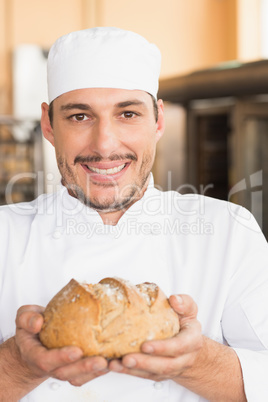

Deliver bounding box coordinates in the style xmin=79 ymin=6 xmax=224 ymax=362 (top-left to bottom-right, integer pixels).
xmin=124 ymin=126 xmax=157 ymax=150
xmin=53 ymin=133 xmax=78 ymax=158
xmin=139 ymin=131 xmax=158 ymax=154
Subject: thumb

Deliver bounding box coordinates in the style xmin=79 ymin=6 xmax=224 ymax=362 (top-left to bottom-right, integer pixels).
xmin=169 ymin=294 xmax=198 ymax=319
xmin=16 ymin=306 xmax=45 ymax=334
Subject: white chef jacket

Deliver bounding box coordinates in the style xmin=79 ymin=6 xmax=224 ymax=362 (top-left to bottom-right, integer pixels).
xmin=0 ymin=175 xmax=268 ymax=402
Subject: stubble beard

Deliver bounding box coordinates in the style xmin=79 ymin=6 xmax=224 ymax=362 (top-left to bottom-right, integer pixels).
xmin=57 ymin=153 xmax=154 ymax=213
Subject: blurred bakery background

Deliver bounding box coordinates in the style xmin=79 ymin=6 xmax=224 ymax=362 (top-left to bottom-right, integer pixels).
xmin=0 ymin=0 xmax=268 ymax=238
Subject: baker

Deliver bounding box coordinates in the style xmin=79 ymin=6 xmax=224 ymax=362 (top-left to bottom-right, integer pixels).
xmin=0 ymin=27 xmax=268 ymax=402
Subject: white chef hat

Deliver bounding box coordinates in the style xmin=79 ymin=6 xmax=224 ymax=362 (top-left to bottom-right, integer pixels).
xmin=47 ymin=27 xmax=161 ymax=103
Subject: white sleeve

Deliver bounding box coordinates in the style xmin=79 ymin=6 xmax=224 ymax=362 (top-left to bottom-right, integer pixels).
xmin=221 ymin=207 xmax=268 ymax=401
xmin=233 ymin=349 xmax=268 ymax=401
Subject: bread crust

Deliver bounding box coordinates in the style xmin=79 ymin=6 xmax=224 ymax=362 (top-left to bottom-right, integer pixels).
xmin=39 ymin=277 xmax=180 ymax=358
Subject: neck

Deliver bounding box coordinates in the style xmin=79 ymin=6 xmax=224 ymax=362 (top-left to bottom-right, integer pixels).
xmin=64 ymin=176 xmax=151 ymax=226
xmin=98 ymin=209 xmax=126 ymax=225
xmin=97 ymin=178 xmax=151 ymax=225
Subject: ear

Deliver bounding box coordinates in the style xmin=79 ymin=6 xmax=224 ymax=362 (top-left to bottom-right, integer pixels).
xmin=41 ymin=102 xmax=55 ymax=146
xmin=155 ymin=99 xmax=165 ymax=142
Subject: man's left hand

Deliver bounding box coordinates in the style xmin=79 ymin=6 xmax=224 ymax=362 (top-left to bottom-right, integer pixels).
xmin=109 ymin=294 xmax=203 ymax=382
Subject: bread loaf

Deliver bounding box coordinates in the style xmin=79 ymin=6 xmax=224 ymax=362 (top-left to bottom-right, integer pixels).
xmin=39 ymin=277 xmax=180 ymax=358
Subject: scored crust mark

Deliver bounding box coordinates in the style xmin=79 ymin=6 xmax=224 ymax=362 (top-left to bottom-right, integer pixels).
xmin=99 ymin=277 xmax=129 ymax=301
xmin=95 ymin=280 xmax=127 ymax=329
xmin=136 ymin=282 xmax=159 ymax=307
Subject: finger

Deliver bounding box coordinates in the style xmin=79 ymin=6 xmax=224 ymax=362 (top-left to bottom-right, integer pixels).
xmin=17 ymin=305 xmax=45 ymax=315
xmin=109 ymin=358 xmax=149 ymax=377
xmin=141 ymin=319 xmax=202 ymax=357
xmin=110 ymin=354 xmax=190 ymax=379
xmin=52 ymin=356 xmax=108 ymax=383
xmin=169 ymin=294 xmax=198 ymax=319
xmin=24 ymin=344 xmax=84 ymax=374
xmin=68 ymin=368 xmax=109 ymax=387
xmin=109 ymin=358 xmax=152 ymax=379
xmin=16 ymin=323 xmax=84 ymax=375
xmin=16 ymin=306 xmax=45 ymax=334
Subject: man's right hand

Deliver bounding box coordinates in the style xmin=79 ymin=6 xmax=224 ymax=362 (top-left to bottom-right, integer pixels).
xmin=0 ymin=305 xmax=109 ymax=401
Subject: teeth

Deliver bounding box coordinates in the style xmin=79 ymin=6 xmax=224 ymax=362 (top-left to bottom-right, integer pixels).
xmin=86 ymin=163 xmax=126 ymax=175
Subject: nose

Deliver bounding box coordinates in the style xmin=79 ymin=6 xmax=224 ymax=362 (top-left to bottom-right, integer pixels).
xmin=88 ymin=117 xmax=120 ymax=159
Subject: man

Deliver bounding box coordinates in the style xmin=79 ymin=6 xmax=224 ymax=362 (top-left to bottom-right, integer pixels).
xmin=0 ymin=27 xmax=267 ymax=401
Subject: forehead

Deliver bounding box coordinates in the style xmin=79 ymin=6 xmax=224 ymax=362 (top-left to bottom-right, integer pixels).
xmin=54 ymin=88 xmax=152 ymax=109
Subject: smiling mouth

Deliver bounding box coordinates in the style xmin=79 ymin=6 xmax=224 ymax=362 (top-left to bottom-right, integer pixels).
xmin=84 ymin=163 xmax=126 ymax=175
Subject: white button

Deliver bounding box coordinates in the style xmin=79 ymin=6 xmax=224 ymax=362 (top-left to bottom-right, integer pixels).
xmin=46 ymin=173 xmax=54 ymax=181
xmin=53 ymin=230 xmax=61 ymax=239
xmin=50 ymin=382 xmax=61 ymax=391
xmin=153 ymin=382 xmax=163 ymax=390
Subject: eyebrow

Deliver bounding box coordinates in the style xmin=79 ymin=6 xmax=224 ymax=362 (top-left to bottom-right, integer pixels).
xmin=115 ymin=100 xmax=146 ymax=108
xmin=60 ymin=99 xmax=146 ymax=112
xmin=60 ymin=103 xmax=92 ymax=112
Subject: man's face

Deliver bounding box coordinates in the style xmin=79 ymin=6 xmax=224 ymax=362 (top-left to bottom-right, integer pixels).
xmin=41 ymin=88 xmax=164 ymax=214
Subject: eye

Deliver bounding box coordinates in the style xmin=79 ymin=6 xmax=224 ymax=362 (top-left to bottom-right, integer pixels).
xmin=71 ymin=114 xmax=89 ymax=122
xmin=122 ymin=111 xmax=138 ymax=119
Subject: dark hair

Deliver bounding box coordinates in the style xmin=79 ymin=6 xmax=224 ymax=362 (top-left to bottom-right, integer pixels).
xmin=150 ymin=94 xmax=159 ymax=122
xmin=48 ymin=102 xmax=54 ymax=126
xmin=48 ymin=93 xmax=159 ymax=127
